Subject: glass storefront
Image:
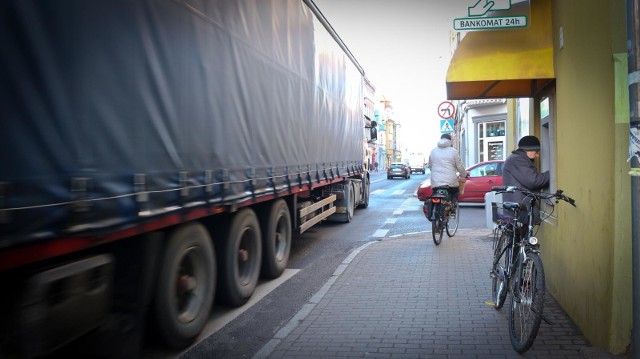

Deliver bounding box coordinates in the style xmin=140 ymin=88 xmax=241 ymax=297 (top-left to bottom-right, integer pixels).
xmin=478 ymin=121 xmax=506 ymax=162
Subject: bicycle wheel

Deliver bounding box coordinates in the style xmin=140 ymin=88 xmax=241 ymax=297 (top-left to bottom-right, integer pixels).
xmin=491 ymin=229 xmax=510 ymax=309
xmin=446 ymin=203 xmax=459 ymax=237
xmin=431 ymin=204 xmax=444 ymax=245
xmin=509 ymin=251 xmax=546 ymax=353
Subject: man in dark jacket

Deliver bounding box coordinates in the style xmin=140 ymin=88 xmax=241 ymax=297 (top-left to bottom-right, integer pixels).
xmin=502 ymin=135 xmax=550 ymax=224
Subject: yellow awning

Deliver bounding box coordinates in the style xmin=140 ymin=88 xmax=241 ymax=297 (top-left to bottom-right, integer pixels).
xmin=446 ymin=0 xmax=554 ymax=100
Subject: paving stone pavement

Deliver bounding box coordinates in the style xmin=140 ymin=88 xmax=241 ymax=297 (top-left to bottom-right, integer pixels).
xmin=255 ymin=229 xmax=626 ymax=359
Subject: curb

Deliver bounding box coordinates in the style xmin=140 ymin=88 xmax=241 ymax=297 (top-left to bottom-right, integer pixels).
xmin=252 ymin=240 xmax=378 ymax=359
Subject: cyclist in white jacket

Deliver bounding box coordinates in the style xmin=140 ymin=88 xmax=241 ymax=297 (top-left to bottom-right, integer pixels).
xmin=428 ymin=134 xmax=468 ymax=210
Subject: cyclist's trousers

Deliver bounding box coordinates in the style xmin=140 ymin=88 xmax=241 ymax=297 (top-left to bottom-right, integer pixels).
xmin=448 ymin=187 xmax=460 ymax=205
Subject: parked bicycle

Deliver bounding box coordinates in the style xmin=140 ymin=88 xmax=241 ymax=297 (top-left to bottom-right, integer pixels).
xmin=489 ymin=186 xmax=575 ymax=353
xmin=422 ymin=186 xmax=460 ymax=245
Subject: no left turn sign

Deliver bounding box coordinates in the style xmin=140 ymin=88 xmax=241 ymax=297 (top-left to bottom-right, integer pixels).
xmin=438 ymin=101 xmax=456 ymax=119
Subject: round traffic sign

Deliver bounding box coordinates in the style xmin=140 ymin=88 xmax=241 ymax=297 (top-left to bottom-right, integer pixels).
xmin=438 ymin=101 xmax=456 ymax=119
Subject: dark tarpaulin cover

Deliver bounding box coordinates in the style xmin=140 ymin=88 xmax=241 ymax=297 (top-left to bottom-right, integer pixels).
xmin=0 ymin=0 xmax=365 ymax=247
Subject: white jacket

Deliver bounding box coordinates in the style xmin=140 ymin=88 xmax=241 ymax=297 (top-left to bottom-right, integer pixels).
xmin=428 ymin=138 xmax=467 ymax=188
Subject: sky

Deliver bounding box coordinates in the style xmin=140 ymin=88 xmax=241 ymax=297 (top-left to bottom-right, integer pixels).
xmin=313 ymin=0 xmax=461 ymax=155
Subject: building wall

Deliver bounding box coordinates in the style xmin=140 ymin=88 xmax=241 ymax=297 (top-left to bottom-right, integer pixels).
xmin=542 ymin=0 xmax=632 ymax=353
xmin=374 ymin=107 xmax=386 ymax=169
xmin=374 ymin=98 xmax=394 ymax=169
xmin=364 ymin=76 xmax=376 ymax=169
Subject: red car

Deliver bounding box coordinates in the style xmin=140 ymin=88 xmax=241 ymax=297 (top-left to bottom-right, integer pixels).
xmin=417 ymin=160 xmax=504 ymax=203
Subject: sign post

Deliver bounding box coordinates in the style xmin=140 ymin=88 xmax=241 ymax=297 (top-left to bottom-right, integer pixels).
xmin=437 ymin=101 xmax=456 ymax=135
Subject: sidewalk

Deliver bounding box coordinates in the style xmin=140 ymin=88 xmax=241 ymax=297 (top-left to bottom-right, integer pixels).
xmin=255 ymin=229 xmax=624 ymax=359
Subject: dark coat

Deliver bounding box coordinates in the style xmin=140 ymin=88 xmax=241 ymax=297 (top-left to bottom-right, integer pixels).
xmin=502 ymin=149 xmax=550 ymax=223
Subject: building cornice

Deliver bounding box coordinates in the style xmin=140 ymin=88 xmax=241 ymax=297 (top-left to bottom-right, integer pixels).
xmin=461 ymin=98 xmax=506 ymax=112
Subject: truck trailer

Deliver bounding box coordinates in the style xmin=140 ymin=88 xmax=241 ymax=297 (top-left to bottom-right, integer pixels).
xmin=0 ymin=0 xmax=375 ymax=356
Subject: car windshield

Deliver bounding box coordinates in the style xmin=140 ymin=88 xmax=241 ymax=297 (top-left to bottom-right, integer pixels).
xmin=390 ymin=164 xmax=404 ymax=169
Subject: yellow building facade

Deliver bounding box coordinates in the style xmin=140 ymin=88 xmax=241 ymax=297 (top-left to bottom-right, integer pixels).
xmin=447 ymin=0 xmax=633 ymax=354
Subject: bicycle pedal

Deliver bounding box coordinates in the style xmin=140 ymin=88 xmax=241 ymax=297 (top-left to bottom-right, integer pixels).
xmin=484 ymin=300 xmax=496 ymax=306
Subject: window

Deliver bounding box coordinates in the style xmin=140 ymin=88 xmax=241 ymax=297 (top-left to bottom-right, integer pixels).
xmin=477 ymin=121 xmax=506 ymax=162
xmin=469 ymin=162 xmax=501 ymax=177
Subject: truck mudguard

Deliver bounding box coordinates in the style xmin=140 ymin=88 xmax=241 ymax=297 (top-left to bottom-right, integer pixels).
xmin=0 ymin=0 xmax=365 ymax=252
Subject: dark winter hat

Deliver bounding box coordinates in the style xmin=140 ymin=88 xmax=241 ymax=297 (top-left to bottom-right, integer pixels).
xmin=518 ymin=135 xmax=541 ymax=151
xmin=440 ymin=133 xmax=452 ymax=141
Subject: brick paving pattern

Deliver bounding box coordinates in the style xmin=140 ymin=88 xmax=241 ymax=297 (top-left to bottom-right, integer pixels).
xmin=261 ymin=230 xmax=623 ymax=359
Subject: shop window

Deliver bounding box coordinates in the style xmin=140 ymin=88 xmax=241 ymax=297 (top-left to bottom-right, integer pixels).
xmin=478 ymin=121 xmax=506 ymax=162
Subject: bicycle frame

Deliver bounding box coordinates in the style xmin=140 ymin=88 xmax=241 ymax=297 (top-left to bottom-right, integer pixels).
xmin=493 ymin=222 xmax=518 ymax=296
xmin=490 ymin=185 xmax=576 ymax=353
xmin=494 ymin=202 xmax=536 ymax=297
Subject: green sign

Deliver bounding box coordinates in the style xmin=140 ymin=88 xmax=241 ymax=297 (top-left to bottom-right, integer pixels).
xmin=453 ymin=0 xmax=530 ymax=31
xmin=454 ymin=16 xmax=527 ymax=31
xmin=540 ymin=98 xmax=549 ymax=118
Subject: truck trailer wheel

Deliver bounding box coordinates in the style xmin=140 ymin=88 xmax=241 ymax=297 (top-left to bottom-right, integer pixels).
xmin=345 ymin=181 xmax=356 ymax=222
xmin=358 ymin=176 xmax=370 ymax=209
xmin=219 ymin=209 xmax=262 ymax=307
xmin=259 ymin=200 xmax=291 ymax=279
xmin=154 ymin=223 xmax=216 ymax=350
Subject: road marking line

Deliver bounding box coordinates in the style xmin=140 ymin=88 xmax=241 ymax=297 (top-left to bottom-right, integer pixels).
xmin=254 ymin=241 xmax=377 ymax=359
xmin=372 ymin=229 xmax=389 ymax=237
xmin=196 ymin=269 xmax=299 ymax=344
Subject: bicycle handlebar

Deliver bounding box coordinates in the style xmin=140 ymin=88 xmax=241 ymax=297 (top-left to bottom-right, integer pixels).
xmin=490 ymin=186 xmax=577 ymax=207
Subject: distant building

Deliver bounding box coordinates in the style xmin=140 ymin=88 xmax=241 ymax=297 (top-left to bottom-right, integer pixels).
xmin=375 ymin=95 xmax=401 ymax=168
xmin=364 ymin=76 xmax=376 ymax=170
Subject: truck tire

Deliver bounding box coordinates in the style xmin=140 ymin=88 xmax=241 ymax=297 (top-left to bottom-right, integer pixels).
xmin=358 ymin=176 xmax=369 ymax=208
xmin=219 ymin=209 xmax=262 ymax=307
xmin=345 ymin=181 xmax=356 ymax=222
xmin=154 ymin=223 xmax=215 ymax=350
xmin=259 ymin=200 xmax=291 ymax=279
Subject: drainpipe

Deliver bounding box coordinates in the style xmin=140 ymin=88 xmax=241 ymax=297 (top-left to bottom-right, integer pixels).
xmin=627 ymin=1 xmax=640 ymax=358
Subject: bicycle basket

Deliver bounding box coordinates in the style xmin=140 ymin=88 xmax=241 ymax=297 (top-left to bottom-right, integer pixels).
xmin=491 ymin=202 xmax=517 ymax=224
